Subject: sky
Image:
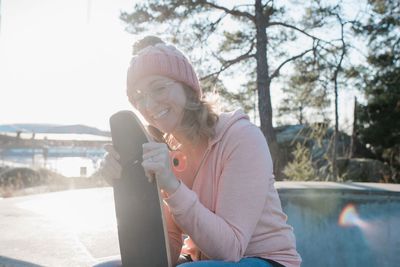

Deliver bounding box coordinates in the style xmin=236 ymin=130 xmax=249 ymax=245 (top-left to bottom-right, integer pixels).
xmin=0 ymin=0 xmax=136 ymax=131
xmin=0 ymin=0 xmax=362 ymax=132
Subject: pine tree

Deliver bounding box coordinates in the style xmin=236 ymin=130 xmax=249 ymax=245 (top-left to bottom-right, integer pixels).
xmin=353 ymin=0 xmax=400 ymax=180
xmin=278 ymin=56 xmax=330 ymax=125
xmin=119 ymin=0 xmax=332 ymax=176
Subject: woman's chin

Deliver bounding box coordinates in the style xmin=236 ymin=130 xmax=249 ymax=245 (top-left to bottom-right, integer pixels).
xmin=153 ymin=122 xmax=174 ymax=134
xmin=151 ymin=116 xmax=181 ymax=135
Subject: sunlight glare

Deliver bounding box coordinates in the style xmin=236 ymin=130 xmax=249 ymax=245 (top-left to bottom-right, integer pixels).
xmin=17 ymin=189 xmax=116 ymax=233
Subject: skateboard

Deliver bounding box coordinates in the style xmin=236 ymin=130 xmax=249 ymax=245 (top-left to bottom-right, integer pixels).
xmin=109 ymin=110 xmax=171 ymax=267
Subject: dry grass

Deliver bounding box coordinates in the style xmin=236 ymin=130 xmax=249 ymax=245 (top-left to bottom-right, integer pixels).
xmin=0 ymin=166 xmax=109 ymax=198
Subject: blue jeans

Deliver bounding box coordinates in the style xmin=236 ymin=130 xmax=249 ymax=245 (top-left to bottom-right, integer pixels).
xmin=177 ymin=257 xmax=272 ymax=267
xmin=94 ymin=257 xmax=273 ymax=267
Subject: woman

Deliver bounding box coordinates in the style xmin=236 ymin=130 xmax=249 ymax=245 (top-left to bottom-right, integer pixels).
xmin=101 ymin=36 xmax=301 ymax=267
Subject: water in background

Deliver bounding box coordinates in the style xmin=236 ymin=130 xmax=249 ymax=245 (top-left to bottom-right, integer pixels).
xmin=0 ymin=147 xmax=105 ymax=177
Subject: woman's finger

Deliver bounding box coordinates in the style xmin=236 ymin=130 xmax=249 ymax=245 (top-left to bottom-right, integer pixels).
xmin=141 ymin=161 xmax=166 ymax=180
xmin=101 ymin=153 xmax=122 ymax=180
xmin=104 ymin=144 xmax=120 ymax=160
xmin=142 ymin=148 xmax=165 ymax=161
xmin=142 ymin=142 xmax=168 ymax=154
xmin=142 ymin=164 xmax=156 ymax=183
xmin=106 ymin=154 xmax=122 ymax=171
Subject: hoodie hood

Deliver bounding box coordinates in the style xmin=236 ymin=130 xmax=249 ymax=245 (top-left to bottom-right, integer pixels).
xmin=209 ymin=109 xmax=249 ymax=147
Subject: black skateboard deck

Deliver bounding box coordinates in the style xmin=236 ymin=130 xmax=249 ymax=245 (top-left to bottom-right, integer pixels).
xmin=110 ymin=110 xmax=171 ymax=267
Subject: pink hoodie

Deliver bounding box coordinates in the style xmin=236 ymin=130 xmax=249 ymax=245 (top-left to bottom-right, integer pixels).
xmin=163 ymin=109 xmax=301 ymax=267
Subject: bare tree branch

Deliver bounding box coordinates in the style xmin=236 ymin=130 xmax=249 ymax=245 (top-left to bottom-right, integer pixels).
xmin=262 ymin=0 xmax=274 ymax=10
xmin=196 ymin=12 xmax=228 ymax=43
xmin=233 ymin=4 xmax=254 ymax=9
xmin=200 ymin=53 xmax=256 ymax=81
xmin=200 ymin=40 xmax=256 ymax=81
xmin=198 ymin=0 xmax=255 ymax=22
xmin=267 ymin=21 xmax=323 ymax=41
xmin=270 ymin=47 xmax=316 ymax=79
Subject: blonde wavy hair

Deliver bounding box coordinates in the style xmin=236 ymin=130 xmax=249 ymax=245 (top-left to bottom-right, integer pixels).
xmin=148 ymin=85 xmax=219 ymax=149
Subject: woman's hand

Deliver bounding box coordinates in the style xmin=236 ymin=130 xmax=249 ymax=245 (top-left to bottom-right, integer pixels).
xmin=99 ymin=144 xmax=122 ymax=185
xmin=142 ymin=142 xmax=180 ymax=195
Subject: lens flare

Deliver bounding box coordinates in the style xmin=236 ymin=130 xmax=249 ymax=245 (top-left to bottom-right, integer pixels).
xmin=338 ymin=203 xmax=368 ymax=229
xmin=170 ymin=151 xmax=187 ymax=172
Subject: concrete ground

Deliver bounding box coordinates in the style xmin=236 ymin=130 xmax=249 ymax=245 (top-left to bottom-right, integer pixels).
xmin=1 ymin=182 xmax=399 ymax=266
xmin=0 ymin=188 xmax=120 ymax=267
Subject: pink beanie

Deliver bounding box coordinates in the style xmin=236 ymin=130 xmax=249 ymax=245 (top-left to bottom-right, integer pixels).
xmin=126 ymin=43 xmax=202 ymax=100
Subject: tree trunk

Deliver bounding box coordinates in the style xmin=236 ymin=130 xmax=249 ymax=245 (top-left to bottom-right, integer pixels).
xmin=349 ymin=96 xmax=357 ymax=158
xmin=332 ymin=78 xmax=339 ymax=181
xmin=331 ymin=17 xmax=346 ymax=182
xmin=255 ymin=0 xmax=282 ymax=178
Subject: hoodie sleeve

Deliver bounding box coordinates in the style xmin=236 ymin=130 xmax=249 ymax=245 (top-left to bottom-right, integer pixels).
xmin=164 ymin=121 xmax=272 ymax=262
xmin=162 ymin=202 xmax=183 ymax=265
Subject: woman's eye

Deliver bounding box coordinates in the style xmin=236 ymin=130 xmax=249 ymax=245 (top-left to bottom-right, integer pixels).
xmin=149 ymin=86 xmax=166 ymax=96
xmin=155 ymin=86 xmax=166 ymax=92
xmin=134 ymin=95 xmax=144 ymax=102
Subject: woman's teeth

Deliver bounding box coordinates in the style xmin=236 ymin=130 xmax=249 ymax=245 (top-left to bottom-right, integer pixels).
xmin=153 ymin=109 xmax=169 ymax=119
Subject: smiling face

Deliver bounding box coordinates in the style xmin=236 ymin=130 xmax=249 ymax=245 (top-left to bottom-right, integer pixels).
xmin=128 ymin=75 xmax=187 ymax=134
